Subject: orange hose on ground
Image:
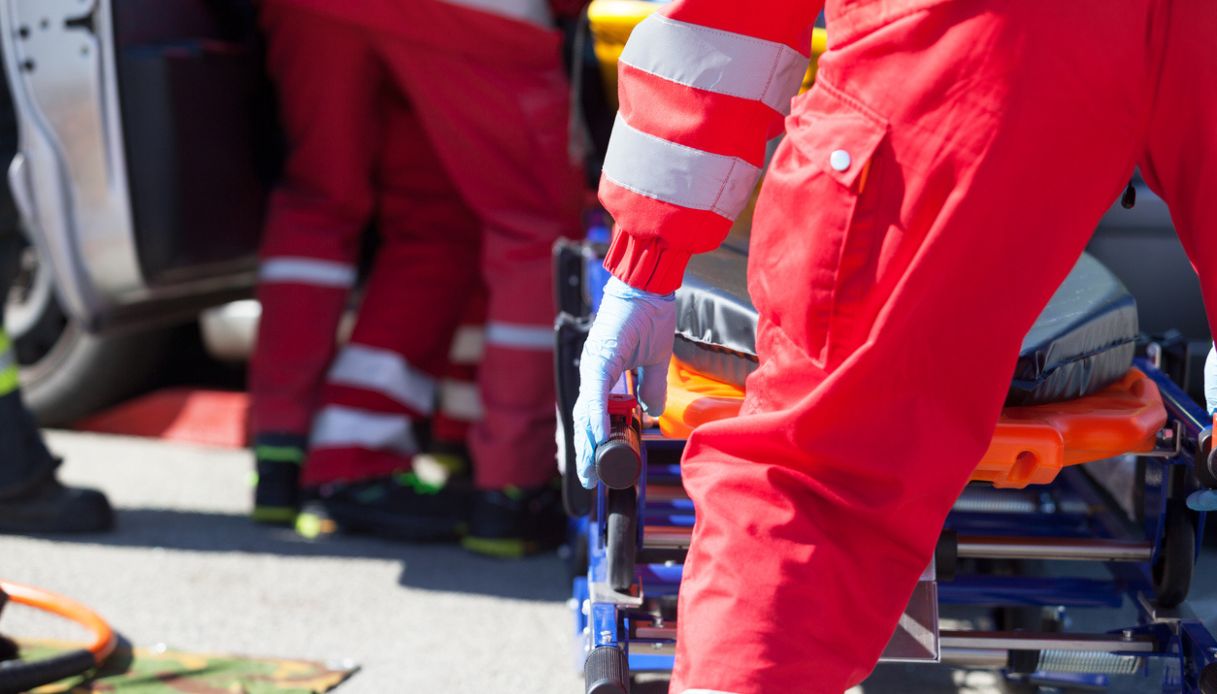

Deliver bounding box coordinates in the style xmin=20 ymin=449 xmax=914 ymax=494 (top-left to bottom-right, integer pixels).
xmin=0 ymin=580 xmax=116 ymax=664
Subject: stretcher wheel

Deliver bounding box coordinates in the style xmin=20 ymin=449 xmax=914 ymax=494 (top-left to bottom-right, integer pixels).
xmin=584 ymin=645 xmax=629 ymax=694
xmin=1151 ymin=503 xmax=1195 ymax=608
xmin=1199 ymin=662 xmax=1217 ymax=694
xmin=607 ymin=487 xmax=637 ymax=593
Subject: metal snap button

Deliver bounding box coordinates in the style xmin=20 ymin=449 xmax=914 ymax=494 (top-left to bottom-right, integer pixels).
xmin=829 ymin=149 xmax=851 ymax=172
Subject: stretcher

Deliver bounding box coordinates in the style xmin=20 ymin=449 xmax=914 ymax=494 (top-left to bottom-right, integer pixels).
xmin=556 ymin=237 xmax=1217 ymax=693
xmin=561 ymin=4 xmax=1217 ymax=692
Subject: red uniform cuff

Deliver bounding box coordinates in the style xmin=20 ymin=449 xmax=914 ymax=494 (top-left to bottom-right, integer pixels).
xmin=604 ymin=231 xmax=690 ymax=295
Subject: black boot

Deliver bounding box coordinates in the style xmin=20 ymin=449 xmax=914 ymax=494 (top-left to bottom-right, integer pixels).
xmin=297 ymin=472 xmax=471 ymax=542
xmin=251 ymin=432 xmax=305 ymax=525
xmin=0 ymin=392 xmax=112 ymax=534
xmin=0 ymin=465 xmax=113 ymax=534
xmin=462 ymin=480 xmax=564 ymax=558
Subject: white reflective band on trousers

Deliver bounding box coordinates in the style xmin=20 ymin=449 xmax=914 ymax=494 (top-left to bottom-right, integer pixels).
xmin=310 ymin=405 xmax=418 ymax=455
xmin=602 ymin=114 xmax=761 ymax=221
xmin=259 ymin=257 xmax=357 ymax=289
xmin=440 ymin=380 xmax=482 ymax=421
xmin=327 ymin=343 xmax=437 ymax=415
xmin=485 ymin=321 xmax=554 ymax=351
xmin=440 ymin=0 xmax=552 ymax=27
xmin=621 ymin=14 xmax=807 ymax=115
xmin=449 ymin=325 xmax=485 ymax=365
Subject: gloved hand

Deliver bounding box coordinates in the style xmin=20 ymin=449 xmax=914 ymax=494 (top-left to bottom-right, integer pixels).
xmin=573 ymin=276 xmax=677 ymax=489
xmin=1206 ymin=344 xmax=1217 ymax=416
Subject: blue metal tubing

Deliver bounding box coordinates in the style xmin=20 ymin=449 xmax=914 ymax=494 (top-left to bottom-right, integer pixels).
xmin=646 ymin=463 xmax=683 ymax=479
xmin=938 ymin=575 xmax=1124 ymax=608
xmin=628 ymin=651 xmax=675 ymax=673
xmin=1136 ymin=357 xmax=1209 ymax=439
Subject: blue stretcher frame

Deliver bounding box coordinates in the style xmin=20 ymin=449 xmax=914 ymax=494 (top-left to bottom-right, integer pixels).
xmin=557 ymin=240 xmax=1217 ymax=694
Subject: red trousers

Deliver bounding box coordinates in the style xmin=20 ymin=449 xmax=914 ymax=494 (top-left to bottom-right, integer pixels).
xmin=249 ymin=1 xmax=582 ymax=489
xmin=672 ymin=1 xmax=1217 ymax=692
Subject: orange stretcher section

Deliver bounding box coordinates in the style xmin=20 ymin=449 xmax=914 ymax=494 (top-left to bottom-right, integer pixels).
xmin=657 ymin=360 xmax=1167 ymax=489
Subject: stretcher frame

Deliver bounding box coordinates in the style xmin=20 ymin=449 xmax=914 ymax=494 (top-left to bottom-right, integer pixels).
xmin=554 ymin=239 xmax=1217 ymax=694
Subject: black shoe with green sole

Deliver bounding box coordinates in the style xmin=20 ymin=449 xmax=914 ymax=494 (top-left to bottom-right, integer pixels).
xmin=297 ymin=472 xmax=470 ymax=542
xmin=251 ymin=433 xmax=306 ymax=525
xmin=462 ymin=481 xmax=565 ymax=559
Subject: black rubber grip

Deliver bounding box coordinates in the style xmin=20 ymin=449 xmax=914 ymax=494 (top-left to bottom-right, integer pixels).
xmin=1006 ymin=649 xmax=1040 ymax=675
xmin=0 ymin=649 xmax=95 ymax=694
xmin=1202 ymin=448 xmax=1217 ymax=489
xmin=584 ymin=646 xmax=629 ymax=694
xmin=1199 ymin=662 xmax=1217 ymax=694
xmin=595 ymin=416 xmax=641 ymax=490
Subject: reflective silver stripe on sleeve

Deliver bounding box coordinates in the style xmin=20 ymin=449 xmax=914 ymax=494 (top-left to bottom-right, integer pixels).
xmin=440 ymin=0 xmax=552 ymax=27
xmin=485 ymin=322 xmax=554 ymax=351
xmin=328 ymin=344 xmax=436 ymax=415
xmin=310 ymin=405 xmax=418 ymax=455
xmin=0 ymin=346 xmax=14 ymax=373
xmin=602 ymin=114 xmax=761 ymax=220
xmin=259 ymin=258 xmax=357 ymax=288
xmin=621 ymin=14 xmax=808 ymax=114
xmin=440 ymin=380 xmax=482 ymax=421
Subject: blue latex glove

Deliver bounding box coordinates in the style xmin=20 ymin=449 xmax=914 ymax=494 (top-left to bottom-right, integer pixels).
xmin=573 ymin=276 xmax=677 ymax=489
xmin=1206 ymin=344 xmax=1217 ymax=416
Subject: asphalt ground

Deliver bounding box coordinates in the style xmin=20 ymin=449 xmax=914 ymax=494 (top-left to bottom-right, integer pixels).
xmin=2 ymin=431 xmax=1214 ymax=693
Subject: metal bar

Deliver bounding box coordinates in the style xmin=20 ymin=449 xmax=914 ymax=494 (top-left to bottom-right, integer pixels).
xmin=632 ymin=623 xmax=1156 ymax=656
xmin=956 ymin=536 xmax=1153 ymax=562
xmin=643 ymin=526 xmax=692 ymax=550
xmin=1136 ymin=358 xmax=1208 ymax=438
xmin=645 ymin=526 xmax=1153 ymax=562
xmin=938 ymin=631 xmax=1156 ymax=653
xmin=940 ymin=648 xmax=1009 ymax=669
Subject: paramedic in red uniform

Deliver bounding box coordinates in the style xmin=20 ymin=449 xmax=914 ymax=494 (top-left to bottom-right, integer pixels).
xmin=573 ymin=0 xmax=1217 ymax=690
xmin=250 ymin=0 xmax=583 ymax=555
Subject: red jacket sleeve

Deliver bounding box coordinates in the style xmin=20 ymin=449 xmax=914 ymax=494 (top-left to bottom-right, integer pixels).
xmin=598 ymin=0 xmax=823 ymax=294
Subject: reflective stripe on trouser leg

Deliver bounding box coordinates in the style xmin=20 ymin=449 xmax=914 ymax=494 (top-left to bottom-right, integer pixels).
xmin=327 ymin=343 xmax=437 ymax=416
xmin=433 ymin=322 xmax=484 ymax=443
xmin=671 ymin=5 xmax=1148 ymax=691
xmin=302 ymin=405 xmax=421 ymax=485
xmin=259 ymin=257 xmax=357 ymax=288
xmin=303 ymin=344 xmax=441 ymax=486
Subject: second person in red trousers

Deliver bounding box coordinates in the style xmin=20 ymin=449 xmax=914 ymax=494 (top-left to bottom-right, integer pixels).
xmin=250 ymin=0 xmax=584 ymax=556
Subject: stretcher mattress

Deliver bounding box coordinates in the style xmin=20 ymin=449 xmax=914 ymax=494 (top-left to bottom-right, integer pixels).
xmin=674 ymin=248 xmax=1139 ymax=406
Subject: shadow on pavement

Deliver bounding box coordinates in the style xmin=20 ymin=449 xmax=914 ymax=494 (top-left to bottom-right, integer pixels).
xmin=19 ymin=507 xmax=569 ymax=603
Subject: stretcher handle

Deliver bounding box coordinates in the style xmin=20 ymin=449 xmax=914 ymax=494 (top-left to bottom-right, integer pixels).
xmin=596 ymin=372 xmax=642 ymax=490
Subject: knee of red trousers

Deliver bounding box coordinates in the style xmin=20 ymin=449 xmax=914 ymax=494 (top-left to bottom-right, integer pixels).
xmin=260 ymin=186 xmax=372 ymax=260
xmin=672 ymin=437 xmax=933 ymax=693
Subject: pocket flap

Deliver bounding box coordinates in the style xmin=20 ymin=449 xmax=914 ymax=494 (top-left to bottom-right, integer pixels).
xmin=790 ymin=88 xmax=887 ymax=190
